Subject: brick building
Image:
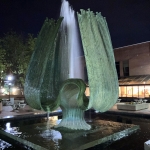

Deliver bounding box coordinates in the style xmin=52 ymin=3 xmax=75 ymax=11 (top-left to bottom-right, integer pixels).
xmin=114 ymin=41 xmax=150 ymax=101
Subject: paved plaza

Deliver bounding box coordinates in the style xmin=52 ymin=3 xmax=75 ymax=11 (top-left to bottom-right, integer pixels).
xmin=0 ymin=103 xmax=150 ymax=121
xmin=0 ymin=105 xmax=61 ymax=121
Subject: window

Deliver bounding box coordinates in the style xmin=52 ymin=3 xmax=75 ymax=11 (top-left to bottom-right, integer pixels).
xmin=120 ymin=86 xmax=127 ymax=97
xmin=132 ymin=86 xmax=138 ymax=98
xmin=139 ymin=86 xmax=144 ymax=98
xmin=144 ymin=86 xmax=150 ymax=97
xmin=127 ymin=86 xmax=132 ymax=97
xmin=115 ymin=62 xmax=120 ymax=78
xmin=123 ymin=60 xmax=129 ymax=76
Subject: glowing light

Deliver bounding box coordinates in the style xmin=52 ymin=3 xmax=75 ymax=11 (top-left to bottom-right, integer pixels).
xmin=1 ymin=88 xmax=5 ymax=93
xmin=8 ymin=75 xmax=13 ymax=81
xmin=12 ymin=88 xmax=17 ymax=94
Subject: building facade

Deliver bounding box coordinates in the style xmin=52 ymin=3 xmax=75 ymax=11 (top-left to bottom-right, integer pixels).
xmin=114 ymin=41 xmax=150 ymax=101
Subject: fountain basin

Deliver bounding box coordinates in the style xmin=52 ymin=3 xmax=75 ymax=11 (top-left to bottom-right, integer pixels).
xmin=0 ymin=117 xmax=139 ymax=150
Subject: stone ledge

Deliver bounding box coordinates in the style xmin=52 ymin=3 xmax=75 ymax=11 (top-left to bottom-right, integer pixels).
xmin=144 ymin=140 xmax=150 ymax=150
xmin=117 ymin=103 xmax=149 ymax=111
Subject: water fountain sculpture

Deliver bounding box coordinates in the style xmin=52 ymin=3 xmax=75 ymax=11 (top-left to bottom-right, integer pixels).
xmin=24 ymin=0 xmax=118 ymax=130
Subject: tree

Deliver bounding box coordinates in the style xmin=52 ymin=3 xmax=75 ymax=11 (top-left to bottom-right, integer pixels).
xmin=0 ymin=31 xmax=36 ymax=93
xmin=0 ymin=43 xmax=6 ymax=87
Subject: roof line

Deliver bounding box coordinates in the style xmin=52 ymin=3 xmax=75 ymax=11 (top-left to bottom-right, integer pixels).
xmin=114 ymin=41 xmax=150 ymax=50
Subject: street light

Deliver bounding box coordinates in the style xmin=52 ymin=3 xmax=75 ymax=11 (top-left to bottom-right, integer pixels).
xmin=8 ymin=76 xmax=12 ymax=81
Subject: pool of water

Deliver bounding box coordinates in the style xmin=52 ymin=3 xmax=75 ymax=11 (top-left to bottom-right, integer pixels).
xmin=0 ymin=112 xmax=149 ymax=150
xmin=0 ymin=117 xmax=48 ymax=150
xmin=90 ymin=113 xmax=150 ymax=150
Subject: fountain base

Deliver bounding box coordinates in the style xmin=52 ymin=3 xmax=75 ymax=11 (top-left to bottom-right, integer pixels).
xmin=55 ymin=108 xmax=91 ymax=130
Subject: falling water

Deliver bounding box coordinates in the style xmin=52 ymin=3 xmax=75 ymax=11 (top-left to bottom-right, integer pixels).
xmin=45 ymin=112 xmax=53 ymax=138
xmin=60 ymin=0 xmax=84 ymax=80
xmin=47 ymin=112 xmax=50 ymax=121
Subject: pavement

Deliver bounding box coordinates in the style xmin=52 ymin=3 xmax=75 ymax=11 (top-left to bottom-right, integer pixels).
xmin=0 ymin=103 xmax=150 ymax=122
xmin=0 ymin=105 xmax=62 ymax=122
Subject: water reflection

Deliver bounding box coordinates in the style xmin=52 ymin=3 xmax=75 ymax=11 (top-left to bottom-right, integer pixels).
xmin=0 ymin=139 xmax=12 ymax=150
xmin=5 ymin=122 xmax=22 ymax=135
xmin=41 ymin=129 xmax=62 ymax=141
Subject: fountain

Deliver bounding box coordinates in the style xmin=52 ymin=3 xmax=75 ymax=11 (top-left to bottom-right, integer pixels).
xmin=24 ymin=0 xmax=119 ymax=130
xmin=0 ymin=0 xmax=139 ymax=149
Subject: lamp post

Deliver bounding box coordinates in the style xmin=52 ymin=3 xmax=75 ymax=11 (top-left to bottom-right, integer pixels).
xmin=8 ymin=83 xmax=11 ymax=101
xmin=7 ymin=75 xmax=13 ymax=101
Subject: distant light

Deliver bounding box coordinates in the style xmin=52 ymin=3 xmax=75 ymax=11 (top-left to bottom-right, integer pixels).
xmin=12 ymin=88 xmax=17 ymax=94
xmin=8 ymin=83 xmax=11 ymax=85
xmin=8 ymin=76 xmax=13 ymax=81
xmin=12 ymin=88 xmax=16 ymax=92
xmin=1 ymin=88 xmax=5 ymax=93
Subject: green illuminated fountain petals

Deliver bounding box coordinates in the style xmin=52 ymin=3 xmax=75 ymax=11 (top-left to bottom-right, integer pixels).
xmin=24 ymin=17 xmax=63 ymax=112
xmin=77 ymin=10 xmax=119 ymax=112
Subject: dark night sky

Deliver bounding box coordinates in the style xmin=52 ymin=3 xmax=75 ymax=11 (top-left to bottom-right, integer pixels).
xmin=0 ymin=0 xmax=150 ymax=48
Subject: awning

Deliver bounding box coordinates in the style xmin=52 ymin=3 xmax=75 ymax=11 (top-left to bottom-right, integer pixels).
xmin=119 ymin=75 xmax=150 ymax=85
